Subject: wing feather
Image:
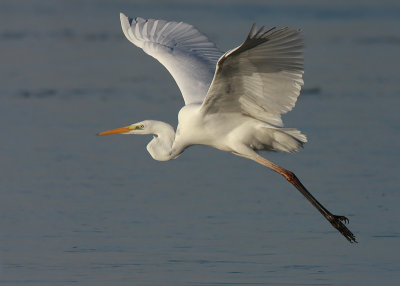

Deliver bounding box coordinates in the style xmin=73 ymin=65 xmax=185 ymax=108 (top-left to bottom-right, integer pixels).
xmin=120 ymin=13 xmax=224 ymax=105
xmin=201 ymin=26 xmax=304 ymax=126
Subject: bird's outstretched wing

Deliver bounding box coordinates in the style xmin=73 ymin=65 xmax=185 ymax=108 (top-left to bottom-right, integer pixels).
xmin=120 ymin=13 xmax=224 ymax=105
xmin=201 ymin=25 xmax=304 ymax=127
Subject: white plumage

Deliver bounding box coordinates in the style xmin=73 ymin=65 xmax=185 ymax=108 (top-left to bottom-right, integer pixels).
xmin=202 ymin=25 xmax=304 ymax=127
xmin=98 ymin=13 xmax=356 ymax=243
xmin=120 ymin=14 xmax=223 ymax=105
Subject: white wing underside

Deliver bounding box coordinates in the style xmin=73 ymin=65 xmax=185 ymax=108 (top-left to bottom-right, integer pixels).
xmin=120 ymin=13 xmax=223 ymax=105
xmin=201 ymin=26 xmax=304 ymax=127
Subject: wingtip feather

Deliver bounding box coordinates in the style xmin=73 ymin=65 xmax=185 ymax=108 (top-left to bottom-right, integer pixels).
xmin=247 ymin=24 xmax=256 ymax=39
xmin=120 ymin=13 xmax=134 ymax=43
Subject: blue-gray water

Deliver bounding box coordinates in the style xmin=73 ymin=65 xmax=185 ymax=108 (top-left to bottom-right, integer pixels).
xmin=1 ymin=0 xmax=400 ymax=285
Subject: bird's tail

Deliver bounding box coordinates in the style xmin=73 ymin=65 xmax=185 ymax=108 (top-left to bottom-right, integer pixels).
xmin=270 ymin=128 xmax=307 ymax=153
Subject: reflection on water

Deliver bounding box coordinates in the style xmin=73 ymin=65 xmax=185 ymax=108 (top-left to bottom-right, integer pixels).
xmin=16 ymin=88 xmax=117 ymax=98
xmin=356 ymin=36 xmax=400 ymax=45
xmin=1 ymin=0 xmax=400 ymax=285
xmin=0 ymin=29 xmax=124 ymax=42
xmin=301 ymin=87 xmax=322 ymax=95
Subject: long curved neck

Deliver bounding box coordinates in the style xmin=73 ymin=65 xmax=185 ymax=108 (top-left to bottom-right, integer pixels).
xmin=145 ymin=121 xmax=182 ymax=161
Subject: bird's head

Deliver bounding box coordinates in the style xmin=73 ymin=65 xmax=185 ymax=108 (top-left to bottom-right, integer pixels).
xmin=97 ymin=121 xmax=148 ymax=136
xmin=97 ymin=120 xmax=177 ymax=161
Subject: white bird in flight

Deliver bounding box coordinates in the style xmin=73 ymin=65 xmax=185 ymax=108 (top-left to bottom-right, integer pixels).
xmin=98 ymin=13 xmax=356 ymax=243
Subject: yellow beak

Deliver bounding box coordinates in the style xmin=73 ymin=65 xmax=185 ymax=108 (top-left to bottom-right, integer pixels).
xmin=97 ymin=126 xmax=132 ymax=136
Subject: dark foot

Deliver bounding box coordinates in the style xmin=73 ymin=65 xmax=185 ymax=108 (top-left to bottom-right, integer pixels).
xmin=327 ymin=214 xmax=357 ymax=243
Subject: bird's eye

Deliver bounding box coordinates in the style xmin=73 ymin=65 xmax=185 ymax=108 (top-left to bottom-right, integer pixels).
xmin=139 ymin=124 xmax=144 ymax=129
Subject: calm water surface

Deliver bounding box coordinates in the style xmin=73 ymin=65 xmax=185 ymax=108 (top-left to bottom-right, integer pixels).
xmin=1 ymin=0 xmax=400 ymax=285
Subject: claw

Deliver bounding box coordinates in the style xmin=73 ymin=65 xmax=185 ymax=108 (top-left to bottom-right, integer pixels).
xmin=335 ymin=215 xmax=349 ymax=224
xmin=328 ymin=214 xmax=357 ymax=243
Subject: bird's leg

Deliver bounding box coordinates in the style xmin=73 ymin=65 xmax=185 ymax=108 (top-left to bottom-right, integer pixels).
xmin=252 ymin=155 xmax=357 ymax=243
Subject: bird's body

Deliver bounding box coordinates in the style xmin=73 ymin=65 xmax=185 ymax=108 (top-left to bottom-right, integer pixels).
xmin=179 ymin=104 xmax=305 ymax=154
xmin=98 ymin=13 xmax=356 ymax=243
